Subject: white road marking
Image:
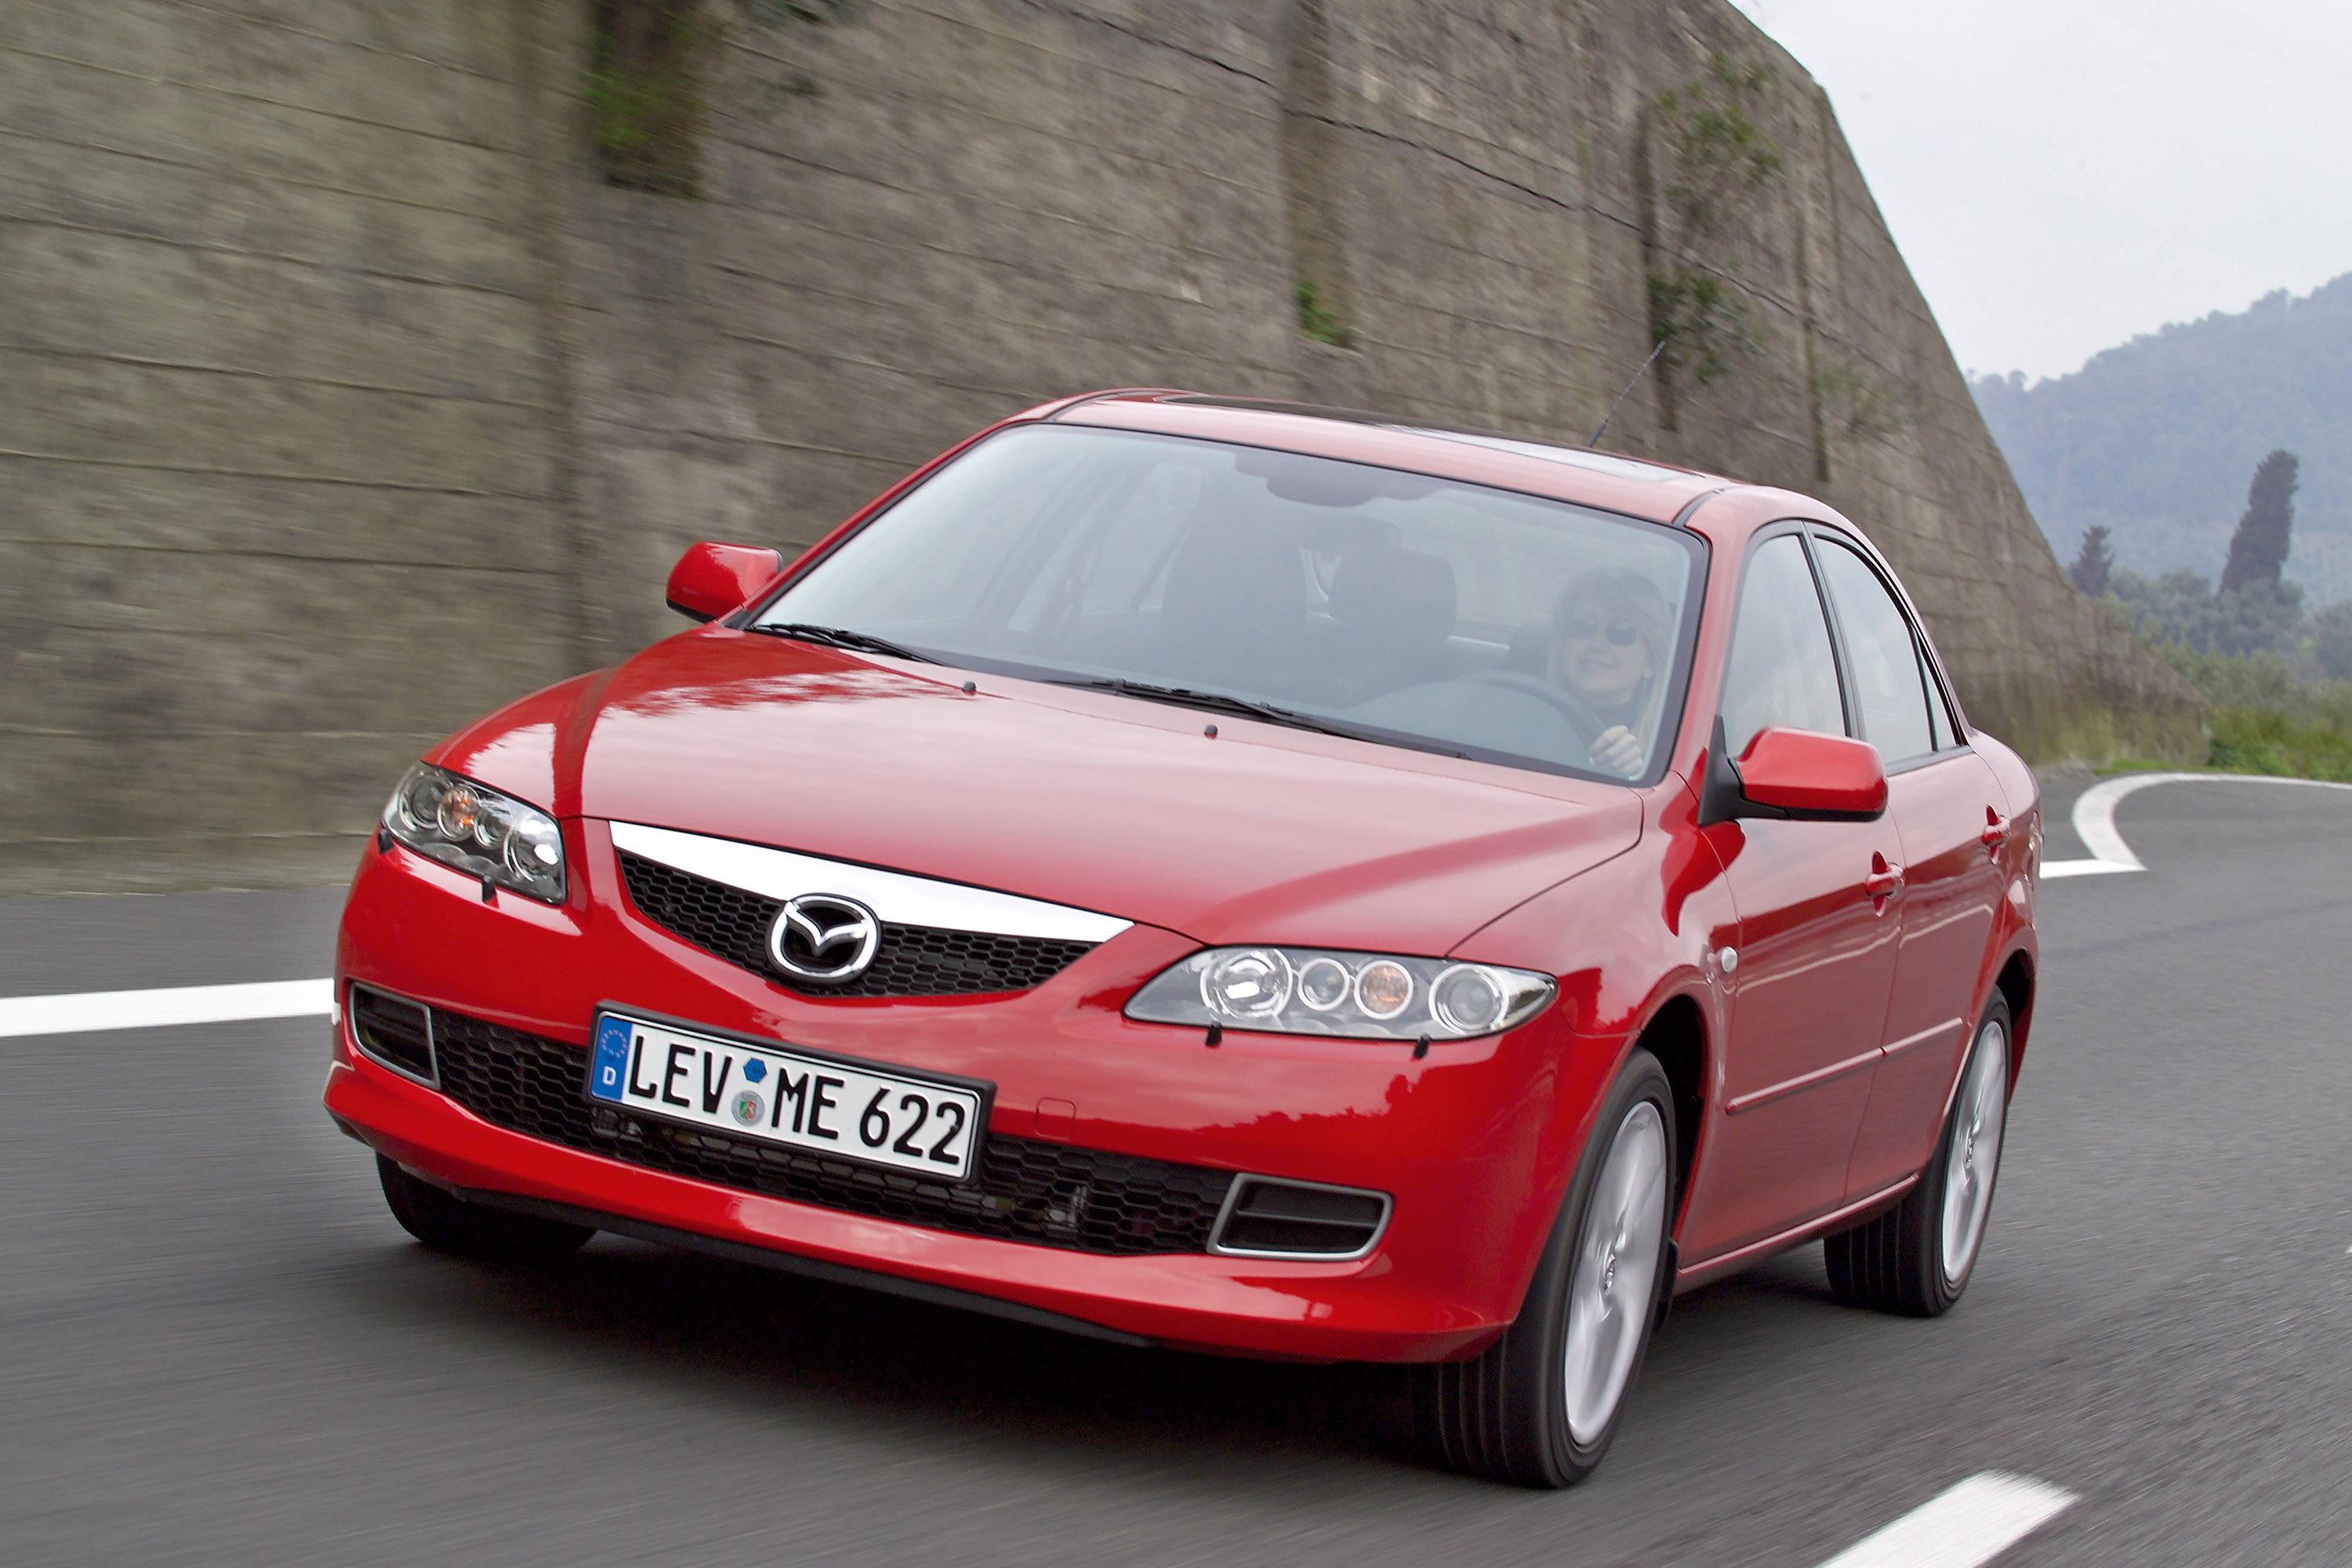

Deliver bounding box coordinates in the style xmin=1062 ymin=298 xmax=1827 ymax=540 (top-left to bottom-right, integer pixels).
xmin=2041 ymin=771 xmax=2352 ymax=879
xmin=0 ymin=978 xmax=334 ymax=1039
xmin=1816 ymin=1472 xmax=2076 ymax=1568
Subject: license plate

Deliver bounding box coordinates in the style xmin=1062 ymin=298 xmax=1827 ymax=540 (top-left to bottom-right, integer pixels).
xmin=587 ymin=1010 xmax=989 ymax=1183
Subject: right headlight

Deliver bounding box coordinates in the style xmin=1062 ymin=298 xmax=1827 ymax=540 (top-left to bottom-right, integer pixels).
xmin=1126 ymin=946 xmax=1556 ymax=1040
xmin=382 ymin=761 xmax=566 ymax=903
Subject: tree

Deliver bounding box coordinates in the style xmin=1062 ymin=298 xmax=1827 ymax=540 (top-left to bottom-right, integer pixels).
xmin=2315 ymin=601 xmax=2352 ymax=681
xmin=2220 ymin=448 xmax=2299 ymax=593
xmin=2111 ymin=561 xmax=2309 ymax=659
xmin=2069 ymin=524 xmax=2114 ymax=597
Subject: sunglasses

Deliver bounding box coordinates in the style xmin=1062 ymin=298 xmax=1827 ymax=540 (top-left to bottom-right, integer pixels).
xmin=1561 ymin=614 xmax=1643 ymax=648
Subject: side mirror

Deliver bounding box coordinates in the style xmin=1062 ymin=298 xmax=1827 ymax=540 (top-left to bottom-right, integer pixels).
xmin=666 ymin=542 xmax=785 ymax=623
xmin=1698 ymin=717 xmax=1887 ymax=825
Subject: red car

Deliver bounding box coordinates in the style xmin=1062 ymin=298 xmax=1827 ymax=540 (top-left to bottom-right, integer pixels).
xmin=325 ymin=392 xmax=2039 ymax=1486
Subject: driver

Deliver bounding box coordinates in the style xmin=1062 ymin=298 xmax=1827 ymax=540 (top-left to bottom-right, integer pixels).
xmin=1547 ymin=569 xmax=1671 ymax=778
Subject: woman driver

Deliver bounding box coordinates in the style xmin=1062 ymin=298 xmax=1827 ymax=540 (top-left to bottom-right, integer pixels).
xmin=1547 ymin=569 xmax=1671 ymax=777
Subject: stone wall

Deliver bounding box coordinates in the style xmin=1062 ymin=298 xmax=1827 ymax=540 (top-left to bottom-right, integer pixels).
xmin=1 ymin=1 xmax=585 ymax=892
xmin=0 ymin=0 xmax=2201 ymax=895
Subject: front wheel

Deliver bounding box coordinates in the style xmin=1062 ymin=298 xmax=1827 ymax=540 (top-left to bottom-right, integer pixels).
xmin=377 ymin=1156 xmax=593 ymax=1264
xmin=1414 ymin=1052 xmax=1675 ymax=1487
xmin=1825 ymin=993 xmax=2011 ymax=1316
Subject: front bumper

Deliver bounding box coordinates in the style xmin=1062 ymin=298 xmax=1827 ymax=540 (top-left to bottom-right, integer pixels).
xmin=326 ymin=822 xmax=1617 ymax=1362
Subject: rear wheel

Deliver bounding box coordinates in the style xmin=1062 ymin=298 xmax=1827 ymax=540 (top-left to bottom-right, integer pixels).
xmin=376 ymin=1156 xmax=593 ymax=1264
xmin=1825 ymin=993 xmax=2010 ymax=1316
xmin=1414 ymin=1051 xmax=1675 ymax=1487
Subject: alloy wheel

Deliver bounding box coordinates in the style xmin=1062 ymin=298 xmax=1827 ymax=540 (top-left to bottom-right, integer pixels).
xmin=1562 ymin=1100 xmax=1669 ymax=1443
xmin=1938 ymin=1019 xmax=2008 ymax=1284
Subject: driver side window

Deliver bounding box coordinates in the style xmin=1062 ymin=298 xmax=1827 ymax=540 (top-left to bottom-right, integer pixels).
xmin=1720 ymin=534 xmax=1846 ymax=757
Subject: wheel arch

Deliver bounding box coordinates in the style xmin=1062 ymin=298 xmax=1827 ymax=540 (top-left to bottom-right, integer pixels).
xmin=1992 ymin=945 xmax=2034 ymax=1085
xmin=1629 ymin=992 xmax=1708 ymax=1229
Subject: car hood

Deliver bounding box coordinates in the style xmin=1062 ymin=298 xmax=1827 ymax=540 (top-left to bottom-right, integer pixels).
xmin=437 ymin=630 xmax=1645 ymax=955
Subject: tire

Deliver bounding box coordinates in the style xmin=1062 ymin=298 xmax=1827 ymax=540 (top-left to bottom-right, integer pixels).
xmin=1414 ymin=1051 xmax=1676 ymax=1488
xmin=1825 ymin=993 xmax=2011 ymax=1316
xmin=376 ymin=1155 xmax=593 ymax=1264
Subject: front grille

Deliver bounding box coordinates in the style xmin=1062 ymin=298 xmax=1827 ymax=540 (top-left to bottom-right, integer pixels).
xmin=618 ymin=852 xmax=1098 ymax=997
xmin=430 ymin=1010 xmax=1232 ymax=1256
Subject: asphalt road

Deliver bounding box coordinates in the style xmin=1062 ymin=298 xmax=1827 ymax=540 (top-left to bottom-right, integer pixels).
xmin=4 ymin=778 xmax=2349 ymax=1565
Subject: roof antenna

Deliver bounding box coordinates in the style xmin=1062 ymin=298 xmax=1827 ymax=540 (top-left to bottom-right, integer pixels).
xmin=1588 ymin=340 xmax=1667 ymax=448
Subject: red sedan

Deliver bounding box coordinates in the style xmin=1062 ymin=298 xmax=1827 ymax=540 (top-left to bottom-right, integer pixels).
xmin=325 ymin=392 xmax=2039 ymax=1486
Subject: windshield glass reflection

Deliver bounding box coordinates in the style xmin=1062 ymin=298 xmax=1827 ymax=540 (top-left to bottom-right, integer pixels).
xmin=756 ymin=425 xmax=1706 ymax=781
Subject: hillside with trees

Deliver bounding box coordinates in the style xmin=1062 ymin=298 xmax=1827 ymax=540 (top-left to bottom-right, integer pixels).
xmin=2060 ymin=443 xmax=2352 ymax=779
xmin=1973 ymin=273 xmax=2352 ymax=605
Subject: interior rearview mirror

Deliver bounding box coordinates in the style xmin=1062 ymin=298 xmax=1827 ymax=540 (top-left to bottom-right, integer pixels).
xmin=666 ymin=542 xmax=785 ymax=623
xmin=1698 ymin=717 xmax=1888 ymax=825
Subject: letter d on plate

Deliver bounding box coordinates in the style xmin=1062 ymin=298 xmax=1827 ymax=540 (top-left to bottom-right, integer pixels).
xmin=592 ymin=1015 xmax=633 ymax=1094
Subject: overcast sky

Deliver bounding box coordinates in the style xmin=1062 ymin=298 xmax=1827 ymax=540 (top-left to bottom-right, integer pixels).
xmin=1724 ymin=0 xmax=2352 ymax=383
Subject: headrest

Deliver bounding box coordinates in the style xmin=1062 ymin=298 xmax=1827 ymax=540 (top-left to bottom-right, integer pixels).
xmin=1329 ymin=549 xmax=1457 ymax=648
xmin=1162 ymin=521 xmax=1307 ymax=628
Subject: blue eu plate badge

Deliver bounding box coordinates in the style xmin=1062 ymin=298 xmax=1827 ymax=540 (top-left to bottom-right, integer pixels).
xmin=591 ymin=1014 xmax=634 ymax=1100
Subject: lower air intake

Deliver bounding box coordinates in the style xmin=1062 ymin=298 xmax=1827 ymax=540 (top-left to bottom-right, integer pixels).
xmin=1210 ymin=1176 xmax=1391 ymax=1259
xmin=349 ymin=985 xmax=434 ymax=1082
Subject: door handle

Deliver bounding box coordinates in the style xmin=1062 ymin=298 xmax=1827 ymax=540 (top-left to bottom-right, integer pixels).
xmin=1980 ymin=808 xmax=2012 ymax=853
xmin=1864 ymin=853 xmax=1905 ymax=902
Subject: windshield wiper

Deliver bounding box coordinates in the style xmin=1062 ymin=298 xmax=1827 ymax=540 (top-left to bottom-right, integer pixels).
xmin=1049 ymin=677 xmax=1467 ymax=758
xmin=753 ymin=622 xmax=938 ymax=664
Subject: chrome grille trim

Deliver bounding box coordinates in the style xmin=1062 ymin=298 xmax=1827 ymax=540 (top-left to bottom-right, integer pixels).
xmin=609 ymin=822 xmax=1130 ymax=944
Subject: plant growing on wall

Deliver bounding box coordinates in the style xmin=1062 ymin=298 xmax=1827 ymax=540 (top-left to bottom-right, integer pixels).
xmin=1808 ymin=351 xmax=1915 ymax=445
xmin=1296 ymin=281 xmax=1355 ymax=349
xmin=1641 ymin=56 xmax=1783 ymax=419
xmin=588 ymin=0 xmax=851 ymax=196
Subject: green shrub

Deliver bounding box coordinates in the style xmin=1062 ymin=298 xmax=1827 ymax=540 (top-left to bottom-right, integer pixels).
xmin=2147 ymin=643 xmax=2352 ymax=780
xmin=2207 ymin=706 xmax=2352 ymax=782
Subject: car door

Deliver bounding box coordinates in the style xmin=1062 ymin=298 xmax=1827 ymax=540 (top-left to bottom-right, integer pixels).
xmin=1678 ymin=530 xmax=1905 ymax=1261
xmin=1813 ymin=535 xmax=2009 ymax=1199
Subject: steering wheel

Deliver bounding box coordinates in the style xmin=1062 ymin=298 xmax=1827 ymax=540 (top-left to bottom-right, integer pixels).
xmin=1459 ymin=670 xmax=1610 ymax=747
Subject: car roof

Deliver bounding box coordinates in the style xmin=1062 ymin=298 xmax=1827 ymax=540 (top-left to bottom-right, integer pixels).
xmin=1041 ymin=390 xmax=1732 ymax=526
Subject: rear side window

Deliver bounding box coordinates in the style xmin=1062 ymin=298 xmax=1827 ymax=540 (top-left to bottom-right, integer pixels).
xmin=1720 ymin=534 xmax=1846 ymax=757
xmin=1815 ymin=539 xmax=1936 ymax=764
xmin=1926 ymin=672 xmax=1958 ymax=750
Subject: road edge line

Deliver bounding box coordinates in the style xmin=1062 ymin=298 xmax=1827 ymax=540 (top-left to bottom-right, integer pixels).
xmin=2042 ymin=771 xmax=2352 ymax=880
xmin=1813 ymin=1471 xmax=2077 ymax=1568
xmin=0 ymin=978 xmax=334 ymax=1040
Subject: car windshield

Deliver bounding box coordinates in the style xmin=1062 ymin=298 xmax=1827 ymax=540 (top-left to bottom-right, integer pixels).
xmin=753 ymin=424 xmax=1707 ymax=782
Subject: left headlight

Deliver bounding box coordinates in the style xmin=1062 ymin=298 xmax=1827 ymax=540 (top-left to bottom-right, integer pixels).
xmin=382 ymin=762 xmax=566 ymax=904
xmin=1126 ymin=946 xmax=1555 ymax=1041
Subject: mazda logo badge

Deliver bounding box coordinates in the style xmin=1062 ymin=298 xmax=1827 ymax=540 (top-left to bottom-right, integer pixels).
xmin=768 ymin=894 xmax=882 ymax=984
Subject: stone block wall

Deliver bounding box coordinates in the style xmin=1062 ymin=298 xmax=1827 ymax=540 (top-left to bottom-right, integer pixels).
xmin=2 ymin=0 xmax=587 ymax=891
xmin=0 ymin=0 xmax=2200 ymax=895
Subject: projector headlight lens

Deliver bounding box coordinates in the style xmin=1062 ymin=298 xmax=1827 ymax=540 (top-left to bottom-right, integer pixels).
xmin=1295 ymin=956 xmax=1353 ymax=1012
xmin=1131 ymin=946 xmax=1554 ymax=1041
xmin=1431 ymin=963 xmax=1507 ymax=1034
xmin=383 ymin=762 xmax=566 ymax=903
